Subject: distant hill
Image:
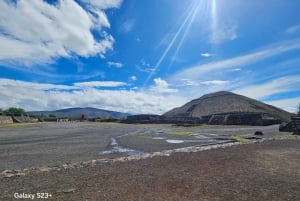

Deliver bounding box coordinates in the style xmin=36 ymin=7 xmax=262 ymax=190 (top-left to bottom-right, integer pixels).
xmin=164 ymin=91 xmax=292 ymax=122
xmin=28 ymin=107 xmax=129 ymax=119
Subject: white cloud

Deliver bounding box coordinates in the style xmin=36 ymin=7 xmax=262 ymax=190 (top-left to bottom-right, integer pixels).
xmin=200 ymin=53 xmax=213 ymax=57
xmin=130 ymin=76 xmax=137 ymax=81
xmin=234 ymin=76 xmax=300 ymax=100
xmin=0 ymin=0 xmax=119 ymax=66
xmin=137 ymin=66 xmax=155 ymax=73
xmin=201 ymin=80 xmax=229 ymax=85
xmin=231 ymin=68 xmax=241 ymax=72
xmin=137 ymin=59 xmax=155 ymax=73
xmin=0 ymin=79 xmax=76 ymax=90
xmin=0 ymin=78 xmax=186 ymax=114
xmin=286 ymin=24 xmax=300 ymax=34
xmin=119 ymin=19 xmax=135 ymax=33
xmin=0 ymin=77 xmax=298 ymax=115
xmin=140 ymin=58 xmax=150 ymax=67
xmin=80 ymin=0 xmax=122 ymax=9
xmin=179 ymin=79 xmax=199 ymax=86
xmin=151 ymin=78 xmax=178 ymax=94
xmin=166 ymin=39 xmax=300 ymax=106
xmin=170 ymin=39 xmax=300 ymax=81
xmin=107 ymin=61 xmax=123 ymax=68
xmin=265 ymin=97 xmax=300 ymax=113
xmin=173 ymin=79 xmax=228 ymax=96
xmin=211 ymin=23 xmax=238 ymax=44
xmin=0 ymin=78 xmax=126 ymax=90
xmin=74 ymin=81 xmax=126 ymax=88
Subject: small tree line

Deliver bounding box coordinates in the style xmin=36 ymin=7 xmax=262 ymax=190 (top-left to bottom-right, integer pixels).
xmin=0 ymin=107 xmax=26 ymax=115
xmin=0 ymin=107 xmax=57 ymax=118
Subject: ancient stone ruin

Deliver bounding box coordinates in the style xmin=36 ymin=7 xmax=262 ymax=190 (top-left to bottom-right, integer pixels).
xmin=122 ymin=112 xmax=281 ymax=126
xmin=0 ymin=115 xmax=13 ymax=124
xmin=122 ymin=114 xmax=202 ymax=126
xmin=279 ymin=117 xmax=300 ymax=135
xmin=205 ymin=112 xmax=281 ymax=126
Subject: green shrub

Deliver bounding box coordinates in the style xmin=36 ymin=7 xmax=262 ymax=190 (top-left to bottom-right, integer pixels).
xmin=48 ymin=114 xmax=56 ymax=118
xmin=231 ymin=135 xmax=250 ymax=143
xmin=4 ymin=107 xmax=26 ymax=115
xmin=166 ymin=131 xmax=192 ymax=136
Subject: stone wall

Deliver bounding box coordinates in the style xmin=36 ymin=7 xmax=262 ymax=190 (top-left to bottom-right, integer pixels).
xmin=122 ymin=112 xmax=282 ymax=126
xmin=206 ymin=112 xmax=282 ymax=126
xmin=12 ymin=115 xmax=39 ymax=123
xmin=0 ymin=116 xmax=13 ymax=124
xmin=279 ymin=120 xmax=300 ymax=134
xmin=122 ymin=114 xmax=202 ymax=125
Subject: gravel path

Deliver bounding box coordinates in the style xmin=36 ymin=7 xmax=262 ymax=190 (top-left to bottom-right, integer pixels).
xmin=0 ymin=138 xmax=299 ymax=201
xmin=0 ymin=123 xmax=139 ymax=171
xmin=1 ymin=123 xmax=298 ymax=201
xmin=0 ymin=123 xmax=280 ymax=171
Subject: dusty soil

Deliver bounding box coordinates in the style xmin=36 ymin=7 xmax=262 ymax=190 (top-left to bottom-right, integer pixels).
xmin=0 ymin=123 xmax=278 ymax=171
xmin=0 ymin=123 xmax=140 ymax=171
xmin=1 ymin=138 xmax=299 ymax=201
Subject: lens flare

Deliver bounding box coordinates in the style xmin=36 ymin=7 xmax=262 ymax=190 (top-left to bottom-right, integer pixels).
xmin=170 ymin=2 xmax=200 ymax=67
xmin=143 ymin=1 xmax=201 ymax=86
xmin=211 ymin=0 xmax=218 ymax=43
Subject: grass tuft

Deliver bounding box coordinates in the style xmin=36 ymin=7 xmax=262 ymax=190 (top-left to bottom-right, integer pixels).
xmin=166 ymin=131 xmax=192 ymax=136
xmin=231 ymin=135 xmax=250 ymax=143
xmin=0 ymin=122 xmax=40 ymax=127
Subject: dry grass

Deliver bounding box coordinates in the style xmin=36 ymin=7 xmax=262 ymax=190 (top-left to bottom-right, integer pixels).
xmin=0 ymin=122 xmax=41 ymax=127
xmin=231 ymin=135 xmax=251 ymax=143
xmin=165 ymin=131 xmax=192 ymax=136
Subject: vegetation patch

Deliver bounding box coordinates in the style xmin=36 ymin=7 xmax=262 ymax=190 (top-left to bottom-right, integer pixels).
xmin=0 ymin=122 xmax=40 ymax=127
xmin=95 ymin=122 xmax=122 ymax=126
xmin=231 ymin=135 xmax=250 ymax=143
xmin=165 ymin=131 xmax=192 ymax=136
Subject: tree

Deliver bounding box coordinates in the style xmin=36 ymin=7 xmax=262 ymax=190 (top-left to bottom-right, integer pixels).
xmin=0 ymin=108 xmax=3 ymax=115
xmin=298 ymin=103 xmax=300 ymax=117
xmin=4 ymin=107 xmax=26 ymax=115
xmin=48 ymin=114 xmax=56 ymax=118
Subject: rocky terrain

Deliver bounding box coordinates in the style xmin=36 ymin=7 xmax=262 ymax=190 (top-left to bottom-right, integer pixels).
xmin=0 ymin=122 xmax=299 ymax=200
xmin=1 ymin=137 xmax=299 ymax=201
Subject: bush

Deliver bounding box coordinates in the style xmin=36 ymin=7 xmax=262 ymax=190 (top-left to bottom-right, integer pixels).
xmin=48 ymin=114 xmax=56 ymax=118
xmin=4 ymin=107 xmax=26 ymax=115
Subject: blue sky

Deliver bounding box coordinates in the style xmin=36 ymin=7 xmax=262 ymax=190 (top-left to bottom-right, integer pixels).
xmin=0 ymin=0 xmax=300 ymax=114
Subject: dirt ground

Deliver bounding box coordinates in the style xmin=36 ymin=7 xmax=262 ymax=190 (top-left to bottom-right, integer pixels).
xmin=0 ymin=123 xmax=278 ymax=171
xmin=1 ymin=137 xmax=299 ymax=201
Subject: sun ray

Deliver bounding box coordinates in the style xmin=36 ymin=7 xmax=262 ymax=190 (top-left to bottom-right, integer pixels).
xmin=211 ymin=0 xmax=218 ymax=43
xmin=143 ymin=2 xmax=201 ymax=86
xmin=169 ymin=2 xmax=201 ymax=68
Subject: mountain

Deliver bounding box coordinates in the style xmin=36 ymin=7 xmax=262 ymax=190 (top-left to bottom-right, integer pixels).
xmin=163 ymin=91 xmax=292 ymax=122
xmin=28 ymin=107 xmax=129 ymax=119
